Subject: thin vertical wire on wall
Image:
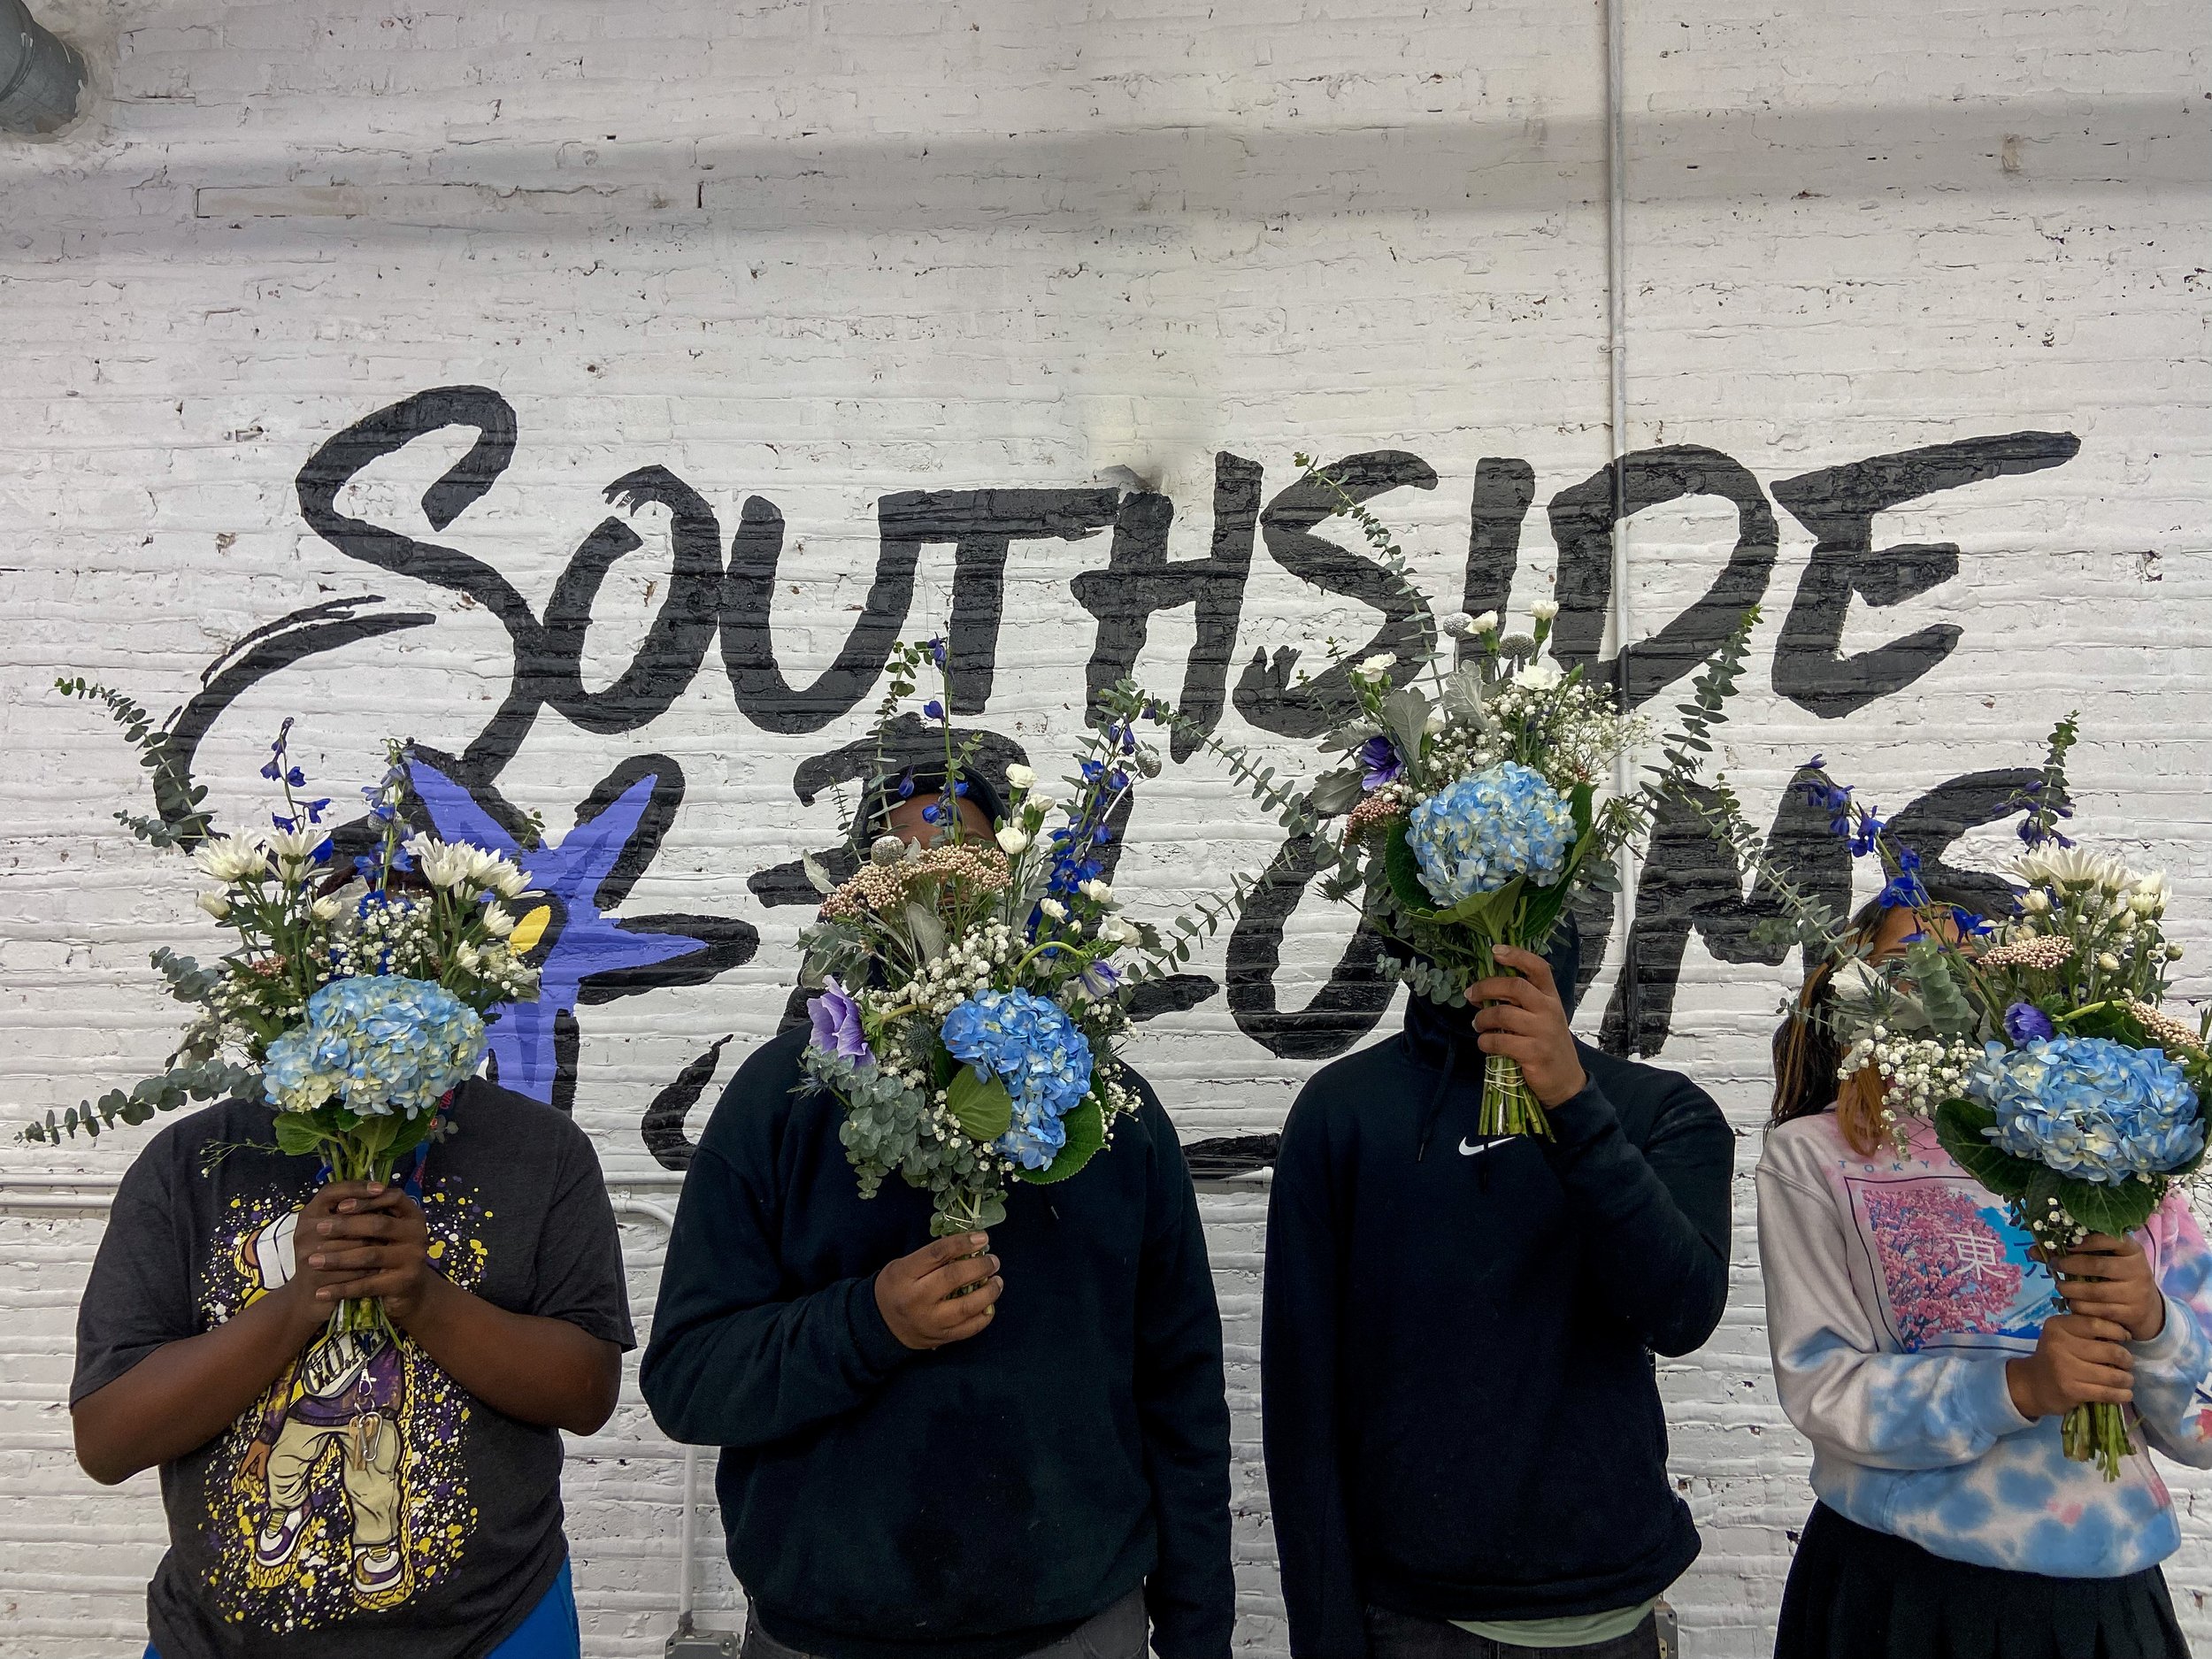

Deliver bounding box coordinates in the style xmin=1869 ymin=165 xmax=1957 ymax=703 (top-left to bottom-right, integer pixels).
xmin=1603 ymin=0 xmax=1640 ymax=1046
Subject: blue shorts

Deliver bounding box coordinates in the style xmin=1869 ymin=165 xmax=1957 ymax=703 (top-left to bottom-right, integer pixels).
xmin=149 ymin=1558 xmax=580 ymax=1659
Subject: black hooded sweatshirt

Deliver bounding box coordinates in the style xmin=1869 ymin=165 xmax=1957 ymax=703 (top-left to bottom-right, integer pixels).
xmin=639 ymin=1026 xmax=1234 ymax=1659
xmin=1261 ymin=955 xmax=1733 ymax=1656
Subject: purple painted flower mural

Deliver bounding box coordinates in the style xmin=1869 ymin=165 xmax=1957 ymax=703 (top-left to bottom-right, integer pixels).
xmin=409 ymin=760 xmax=722 ymax=1105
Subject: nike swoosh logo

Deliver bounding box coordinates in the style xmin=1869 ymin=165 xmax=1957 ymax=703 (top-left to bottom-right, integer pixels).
xmin=1458 ymin=1137 xmax=1506 ymax=1158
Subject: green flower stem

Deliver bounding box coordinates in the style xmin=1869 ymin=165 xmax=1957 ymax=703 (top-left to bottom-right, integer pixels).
xmin=1479 ymin=1052 xmax=1552 ymax=1140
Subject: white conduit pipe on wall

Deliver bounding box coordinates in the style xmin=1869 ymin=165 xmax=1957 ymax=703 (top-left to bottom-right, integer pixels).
xmin=1602 ymin=0 xmax=1641 ymax=1002
xmin=0 ymin=1169 xmax=710 ymax=1632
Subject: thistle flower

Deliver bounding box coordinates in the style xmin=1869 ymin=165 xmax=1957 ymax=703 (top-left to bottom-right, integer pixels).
xmin=1440 ymin=611 xmax=1475 ymax=637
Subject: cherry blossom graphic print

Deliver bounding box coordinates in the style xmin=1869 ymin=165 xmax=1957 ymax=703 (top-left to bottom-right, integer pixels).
xmin=1847 ymin=1177 xmax=2047 ymax=1350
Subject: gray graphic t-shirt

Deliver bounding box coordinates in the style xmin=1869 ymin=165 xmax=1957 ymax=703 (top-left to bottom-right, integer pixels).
xmin=73 ymin=1080 xmax=634 ymax=1659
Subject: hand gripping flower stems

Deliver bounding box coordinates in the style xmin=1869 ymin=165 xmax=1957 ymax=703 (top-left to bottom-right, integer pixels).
xmin=796 ymin=638 xmax=1254 ymax=1237
xmin=32 ymin=712 xmax=541 ymax=1338
xmin=1685 ymin=710 xmax=2212 ymax=1479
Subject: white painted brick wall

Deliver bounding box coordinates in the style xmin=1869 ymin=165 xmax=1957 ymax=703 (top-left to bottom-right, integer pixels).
xmin=0 ymin=2 xmax=2206 ymax=1654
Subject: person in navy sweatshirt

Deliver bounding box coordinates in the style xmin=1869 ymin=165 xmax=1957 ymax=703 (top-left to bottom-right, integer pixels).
xmin=639 ymin=768 xmax=1234 ymax=1659
xmin=1262 ymin=924 xmax=1733 ymax=1659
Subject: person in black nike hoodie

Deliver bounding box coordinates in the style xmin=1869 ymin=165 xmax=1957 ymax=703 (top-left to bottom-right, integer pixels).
xmin=639 ymin=774 xmax=1233 ymax=1659
xmin=1262 ymin=925 xmax=1732 ymax=1659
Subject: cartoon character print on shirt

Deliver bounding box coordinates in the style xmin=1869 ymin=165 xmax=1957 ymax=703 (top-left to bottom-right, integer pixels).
xmin=1843 ymin=1172 xmax=2054 ymax=1352
xmin=196 ymin=1179 xmax=493 ymax=1629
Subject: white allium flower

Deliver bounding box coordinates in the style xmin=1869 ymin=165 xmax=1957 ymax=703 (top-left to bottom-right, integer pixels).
xmin=193 ymin=833 xmax=267 ymax=884
xmin=1079 ymin=879 xmax=1116 ymax=906
xmin=1039 ymin=897 xmax=1069 ymax=921
xmin=1440 ymin=611 xmax=1475 ymax=638
xmin=1531 ymin=598 xmax=1561 ymax=621
xmin=870 ymin=833 xmax=905 ymax=866
xmin=1468 ymin=611 xmax=1500 ymax=634
xmin=1004 ymin=763 xmax=1037 ymax=791
xmin=995 ymin=826 xmax=1030 ymax=854
xmin=196 ymin=891 xmax=231 ymax=921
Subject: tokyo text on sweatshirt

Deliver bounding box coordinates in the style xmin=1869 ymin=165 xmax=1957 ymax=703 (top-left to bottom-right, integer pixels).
xmin=1758 ymin=1108 xmax=2212 ymax=1578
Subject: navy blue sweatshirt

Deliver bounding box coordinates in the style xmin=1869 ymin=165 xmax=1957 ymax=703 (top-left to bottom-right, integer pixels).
xmin=1261 ymin=984 xmax=1733 ymax=1655
xmin=640 ymin=1026 xmax=1234 ymax=1659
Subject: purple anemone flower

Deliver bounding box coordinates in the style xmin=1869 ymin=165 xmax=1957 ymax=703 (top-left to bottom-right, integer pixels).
xmin=808 ymin=978 xmax=872 ymax=1066
xmin=2004 ymin=1002 xmax=2056 ymax=1045
xmin=1357 ymin=734 xmax=1402 ymax=790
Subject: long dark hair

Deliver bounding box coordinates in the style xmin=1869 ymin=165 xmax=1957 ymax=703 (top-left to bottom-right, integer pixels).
xmin=1770 ymin=898 xmax=1894 ymax=1156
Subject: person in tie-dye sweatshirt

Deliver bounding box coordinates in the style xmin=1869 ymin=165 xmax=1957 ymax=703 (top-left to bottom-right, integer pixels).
xmin=1758 ymin=902 xmax=2212 ymax=1659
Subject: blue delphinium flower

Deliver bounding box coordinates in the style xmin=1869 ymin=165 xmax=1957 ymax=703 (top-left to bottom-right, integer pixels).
xmin=941 ymin=987 xmax=1094 ymax=1170
xmin=807 ymin=978 xmax=872 ymax=1065
xmin=1971 ymin=1035 xmax=2203 ymax=1184
xmin=1403 ymin=762 xmax=1575 ymax=907
xmin=262 ymin=975 xmax=487 ymax=1121
xmin=1876 ymin=846 xmax=1928 ymax=910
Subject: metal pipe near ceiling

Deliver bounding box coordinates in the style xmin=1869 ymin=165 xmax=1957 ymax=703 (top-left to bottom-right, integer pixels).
xmin=0 ymin=0 xmax=84 ymax=134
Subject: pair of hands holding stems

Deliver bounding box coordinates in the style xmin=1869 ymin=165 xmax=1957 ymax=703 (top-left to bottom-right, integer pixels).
xmin=871 ymin=945 xmax=1581 ymax=1354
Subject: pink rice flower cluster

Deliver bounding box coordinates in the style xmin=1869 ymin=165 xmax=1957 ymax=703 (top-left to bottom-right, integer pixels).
xmin=821 ymin=844 xmax=1011 ymax=921
xmin=1346 ymin=791 xmax=1407 ymax=837
xmin=1979 ymin=934 xmax=2076 ymax=972
xmin=2131 ymin=1001 xmax=2204 ymax=1053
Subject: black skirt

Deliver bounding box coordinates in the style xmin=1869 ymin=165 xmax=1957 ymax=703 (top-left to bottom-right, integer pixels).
xmin=1776 ymin=1503 xmax=2190 ymax=1659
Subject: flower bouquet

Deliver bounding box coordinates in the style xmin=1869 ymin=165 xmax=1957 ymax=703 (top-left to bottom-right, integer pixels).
xmin=1689 ymin=712 xmax=2211 ymax=1479
xmin=31 ymin=691 xmax=541 ymax=1332
xmin=795 ymin=641 xmax=1233 ymax=1236
xmin=1189 ymin=461 xmax=1649 ymax=1137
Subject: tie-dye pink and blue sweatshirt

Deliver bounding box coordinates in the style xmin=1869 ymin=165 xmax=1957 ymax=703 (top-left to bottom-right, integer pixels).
xmin=1756 ymin=1108 xmax=2212 ymax=1578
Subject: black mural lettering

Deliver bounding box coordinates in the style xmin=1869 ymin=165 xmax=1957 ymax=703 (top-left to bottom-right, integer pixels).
xmin=1600 ymin=765 xmax=1851 ymax=1057
xmin=877 ymin=489 xmax=1121 ymax=713
xmin=641 ymin=1034 xmax=734 ymax=1172
xmin=294 ymin=387 xmax=543 ymax=774
xmin=551 ymin=1010 xmax=580 ymax=1118
xmin=164 ymin=598 xmax=437 ymax=842
xmin=1886 ymin=768 xmax=2051 ymax=917
xmin=722 ymin=494 xmax=921 ymax=734
xmin=1233 ymin=450 xmax=1440 ymax=739
xmin=1771 ymin=433 xmax=2081 ymax=718
xmin=1127 ymin=974 xmax=1222 ymax=1022
xmin=1224 ymin=833 xmax=1394 ymax=1059
xmin=1071 ymin=454 xmax=1263 ymax=760
xmin=1549 ymin=446 xmax=1779 ymax=709
xmin=538 ymin=466 xmax=724 ymax=734
xmin=1460 ymin=458 xmax=1537 ymax=664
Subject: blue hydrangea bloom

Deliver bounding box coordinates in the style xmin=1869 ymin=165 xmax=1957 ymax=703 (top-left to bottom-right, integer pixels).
xmin=1404 ymin=762 xmax=1576 ymax=907
xmin=941 ymin=987 xmax=1094 ymax=1170
xmin=1971 ymin=1035 xmax=2204 ymax=1184
xmin=263 ymin=975 xmax=488 ymax=1120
